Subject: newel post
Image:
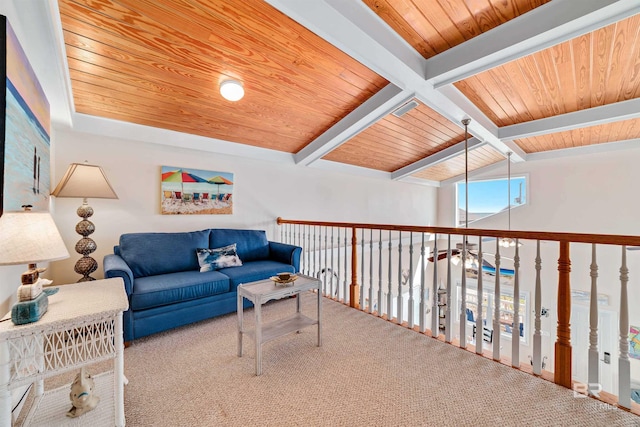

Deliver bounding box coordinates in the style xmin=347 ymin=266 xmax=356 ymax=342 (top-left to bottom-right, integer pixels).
xmin=350 ymin=227 xmax=359 ymax=308
xmin=555 ymin=241 xmax=572 ymax=388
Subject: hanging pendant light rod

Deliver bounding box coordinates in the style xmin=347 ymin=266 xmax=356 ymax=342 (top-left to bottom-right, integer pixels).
xmin=507 ymin=151 xmax=512 ymax=232
xmin=462 ymin=118 xmax=471 ymax=231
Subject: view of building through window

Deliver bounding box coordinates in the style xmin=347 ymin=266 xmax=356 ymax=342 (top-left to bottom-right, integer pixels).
xmin=456 ymin=176 xmax=527 ymax=227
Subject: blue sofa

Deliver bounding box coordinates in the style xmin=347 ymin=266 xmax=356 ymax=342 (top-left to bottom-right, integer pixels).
xmin=104 ymin=229 xmax=302 ymax=342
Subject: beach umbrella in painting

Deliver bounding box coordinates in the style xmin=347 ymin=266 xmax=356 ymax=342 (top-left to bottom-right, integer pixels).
xmin=162 ymin=169 xmax=208 ymax=195
xmin=208 ymin=175 xmax=233 ymax=198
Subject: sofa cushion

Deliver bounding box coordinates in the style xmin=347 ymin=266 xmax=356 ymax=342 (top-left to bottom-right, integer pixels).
xmin=218 ymin=260 xmax=295 ymax=289
xmin=196 ymin=244 xmax=243 ymax=272
xmin=131 ymin=270 xmax=230 ymax=311
xmin=119 ymin=230 xmax=210 ymax=278
xmin=210 ymin=229 xmax=269 ymax=262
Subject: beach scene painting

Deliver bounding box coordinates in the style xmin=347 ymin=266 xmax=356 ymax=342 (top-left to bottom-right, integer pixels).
xmin=161 ymin=166 xmax=234 ymax=215
xmin=0 ymin=16 xmax=51 ymax=216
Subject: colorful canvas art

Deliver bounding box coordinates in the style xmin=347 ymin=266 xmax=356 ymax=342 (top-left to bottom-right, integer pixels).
xmin=630 ymin=325 xmax=640 ymax=360
xmin=161 ymin=166 xmax=234 ymax=215
xmin=0 ymin=16 xmax=51 ymax=216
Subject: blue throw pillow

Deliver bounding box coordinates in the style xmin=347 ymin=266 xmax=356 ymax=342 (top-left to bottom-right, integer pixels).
xmin=197 ymin=244 xmax=243 ymax=272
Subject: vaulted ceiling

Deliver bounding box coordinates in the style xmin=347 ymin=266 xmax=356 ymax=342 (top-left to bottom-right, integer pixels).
xmin=55 ymin=0 xmax=640 ymax=185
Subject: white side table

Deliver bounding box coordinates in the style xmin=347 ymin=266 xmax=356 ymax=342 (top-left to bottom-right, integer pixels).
xmin=237 ymin=274 xmax=322 ymax=375
xmin=0 ymin=278 xmax=129 ymax=427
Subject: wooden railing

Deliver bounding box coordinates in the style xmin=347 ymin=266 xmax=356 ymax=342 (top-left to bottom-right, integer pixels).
xmin=277 ymin=217 xmax=640 ymax=414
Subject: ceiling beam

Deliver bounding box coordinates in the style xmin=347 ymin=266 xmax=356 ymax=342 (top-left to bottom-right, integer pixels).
xmin=391 ymin=138 xmax=485 ymax=180
xmin=426 ymin=0 xmax=640 ymax=88
xmin=266 ymin=0 xmax=516 ymax=163
xmin=295 ymin=83 xmax=412 ymax=166
xmin=499 ymin=98 xmax=640 ymax=140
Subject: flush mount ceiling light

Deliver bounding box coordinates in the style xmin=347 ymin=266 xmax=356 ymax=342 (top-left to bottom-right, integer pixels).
xmin=220 ymin=80 xmax=244 ymax=101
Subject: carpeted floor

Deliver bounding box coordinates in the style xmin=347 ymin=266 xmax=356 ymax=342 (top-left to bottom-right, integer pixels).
xmin=22 ymin=294 xmax=640 ymax=426
xmin=115 ymin=294 xmax=640 ymax=426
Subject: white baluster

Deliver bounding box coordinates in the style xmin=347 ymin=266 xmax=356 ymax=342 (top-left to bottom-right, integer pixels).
xmin=344 ymin=229 xmax=348 ymax=305
xmin=533 ymin=240 xmax=542 ymax=375
xmin=460 ymin=237 xmax=467 ymax=349
xmin=618 ymin=246 xmax=631 ymax=408
xmin=324 ymin=227 xmax=328 ymax=296
xmin=369 ymin=229 xmax=374 ymax=314
xmin=378 ymin=230 xmax=383 ymax=317
xmin=512 ymin=239 xmax=520 ymax=368
xmin=313 ymin=226 xmax=317 ymax=278
xmin=476 ymin=238 xmax=483 ymax=355
xmin=360 ymin=229 xmax=365 ymax=309
xmin=397 ymin=231 xmax=403 ymax=325
xmin=445 ymin=234 xmax=452 ymax=343
xmin=336 ymin=228 xmax=341 ymax=301
xmin=330 ymin=227 xmax=335 ymax=299
xmin=420 ymin=232 xmax=426 ymax=333
xmin=388 ymin=230 xmax=393 ymax=321
xmin=409 ymin=232 xmax=415 ymax=329
xmin=307 ymin=225 xmax=311 ymax=277
xmin=588 ymin=244 xmax=599 ymax=394
xmin=493 ymin=242 xmax=501 ymax=361
xmin=432 ymin=233 xmax=439 ymax=337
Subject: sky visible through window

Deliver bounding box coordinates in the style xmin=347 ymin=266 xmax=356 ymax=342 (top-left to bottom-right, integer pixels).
xmin=457 ymin=176 xmax=526 ymax=226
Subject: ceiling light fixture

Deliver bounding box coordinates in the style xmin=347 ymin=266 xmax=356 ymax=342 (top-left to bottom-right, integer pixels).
xmin=220 ymin=80 xmax=244 ymax=101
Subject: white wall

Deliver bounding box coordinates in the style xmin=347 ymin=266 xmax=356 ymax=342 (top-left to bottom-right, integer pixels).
xmin=438 ymin=147 xmax=640 ymax=385
xmin=49 ymin=128 xmax=437 ymax=285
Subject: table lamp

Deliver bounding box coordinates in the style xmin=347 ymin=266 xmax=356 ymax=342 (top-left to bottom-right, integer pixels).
xmin=51 ymin=162 xmax=118 ymax=282
xmin=0 ymin=205 xmax=70 ymax=324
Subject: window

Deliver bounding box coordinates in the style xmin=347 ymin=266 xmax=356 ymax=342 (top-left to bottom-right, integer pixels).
xmin=456 ymin=176 xmax=527 ymax=227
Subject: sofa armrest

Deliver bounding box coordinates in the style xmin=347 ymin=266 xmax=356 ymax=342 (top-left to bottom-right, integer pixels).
xmin=104 ymin=254 xmax=134 ymax=296
xmin=268 ymin=241 xmax=302 ymax=272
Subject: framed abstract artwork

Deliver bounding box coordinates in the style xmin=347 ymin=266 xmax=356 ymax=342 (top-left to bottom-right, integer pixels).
xmin=0 ymin=15 xmax=51 ymax=216
xmin=161 ymin=166 xmax=234 ymax=215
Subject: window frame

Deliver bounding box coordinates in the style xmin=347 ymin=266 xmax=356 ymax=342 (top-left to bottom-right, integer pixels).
xmin=454 ymin=172 xmax=529 ymax=228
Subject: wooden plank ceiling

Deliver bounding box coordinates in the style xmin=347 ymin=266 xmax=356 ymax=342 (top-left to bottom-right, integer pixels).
xmin=57 ymin=0 xmax=640 ymax=184
xmin=58 ymin=0 xmax=387 ymax=153
xmin=322 ymin=100 xmax=465 ymax=172
xmin=455 ymin=13 xmax=640 ymax=152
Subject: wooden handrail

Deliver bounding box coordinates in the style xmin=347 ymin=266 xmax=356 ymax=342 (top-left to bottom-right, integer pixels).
xmin=277 ymin=217 xmax=640 ymax=412
xmin=277 ymin=217 xmax=640 ymax=246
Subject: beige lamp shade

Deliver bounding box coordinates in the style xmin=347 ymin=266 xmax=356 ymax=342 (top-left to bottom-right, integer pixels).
xmin=0 ymin=211 xmax=70 ymax=265
xmin=51 ymin=163 xmax=118 ymax=199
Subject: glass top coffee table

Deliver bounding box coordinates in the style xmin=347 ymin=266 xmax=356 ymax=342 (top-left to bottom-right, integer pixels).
xmin=237 ymin=274 xmax=322 ymax=375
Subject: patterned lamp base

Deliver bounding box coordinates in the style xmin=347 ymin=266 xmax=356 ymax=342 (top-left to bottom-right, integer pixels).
xmin=74 ymin=201 xmax=98 ymax=282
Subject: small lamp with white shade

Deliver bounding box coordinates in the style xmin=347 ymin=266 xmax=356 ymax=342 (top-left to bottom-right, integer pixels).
xmin=0 ymin=205 xmax=70 ymax=324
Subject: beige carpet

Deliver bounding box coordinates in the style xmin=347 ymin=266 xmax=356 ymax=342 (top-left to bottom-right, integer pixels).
xmin=107 ymin=295 xmax=639 ymax=427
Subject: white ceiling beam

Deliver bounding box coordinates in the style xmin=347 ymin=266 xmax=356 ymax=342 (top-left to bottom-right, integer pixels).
xmin=397 ymin=176 xmax=441 ymax=188
xmin=295 ymin=84 xmax=413 ymax=166
xmin=434 ymin=85 xmax=526 ymax=162
xmin=499 ymin=98 xmax=640 ymax=140
xmin=426 ymin=0 xmax=640 ymax=88
xmin=391 ymin=137 xmax=485 ymax=180
xmin=266 ymin=0 xmax=511 ymax=164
